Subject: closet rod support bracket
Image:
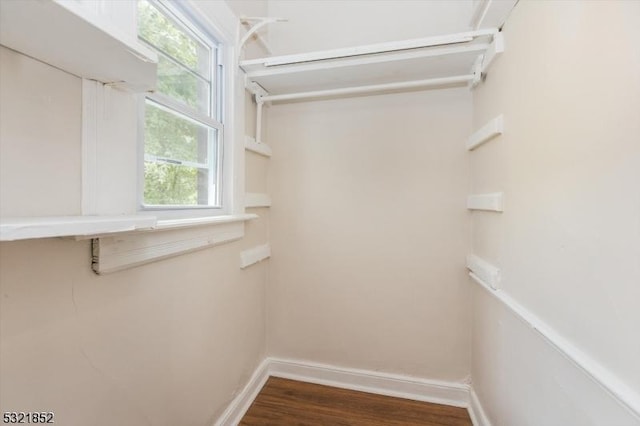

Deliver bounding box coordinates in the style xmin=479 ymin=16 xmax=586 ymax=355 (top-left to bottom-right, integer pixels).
xmin=239 ymin=17 xmax=288 ymax=52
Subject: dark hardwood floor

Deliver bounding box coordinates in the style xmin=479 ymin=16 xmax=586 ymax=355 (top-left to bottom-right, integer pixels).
xmin=240 ymin=377 xmax=472 ymax=426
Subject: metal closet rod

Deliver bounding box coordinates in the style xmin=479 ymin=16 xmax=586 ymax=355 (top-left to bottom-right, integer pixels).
xmin=259 ymin=75 xmax=474 ymax=103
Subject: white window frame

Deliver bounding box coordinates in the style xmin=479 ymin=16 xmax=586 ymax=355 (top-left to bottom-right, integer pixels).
xmin=72 ymin=0 xmax=252 ymax=273
xmin=136 ymin=0 xmax=233 ymax=219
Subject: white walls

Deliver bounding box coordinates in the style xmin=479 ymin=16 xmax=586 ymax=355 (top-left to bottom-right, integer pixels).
xmin=0 ymin=237 xmax=265 ymax=425
xmin=267 ymin=88 xmax=472 ymax=381
xmin=470 ymin=1 xmax=640 ymax=424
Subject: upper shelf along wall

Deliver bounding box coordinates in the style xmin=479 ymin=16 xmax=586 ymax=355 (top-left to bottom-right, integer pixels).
xmin=239 ymin=0 xmax=517 ymax=103
xmin=0 ymin=0 xmax=157 ymax=92
xmin=240 ymin=28 xmax=502 ymax=103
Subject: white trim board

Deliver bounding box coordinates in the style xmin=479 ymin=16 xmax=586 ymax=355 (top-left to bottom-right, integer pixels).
xmin=240 ymin=243 xmax=271 ymax=269
xmin=467 ymin=254 xmax=501 ymax=290
xmin=245 ymin=193 xmax=271 ymax=208
xmin=92 ymin=220 xmax=245 ymax=274
xmin=467 ymin=192 xmax=504 ymax=212
xmin=0 ymin=215 xmax=156 ymax=242
xmin=244 ymin=136 xmax=272 ymax=157
xmin=468 ymin=387 xmax=492 ymax=426
xmin=213 ymin=358 xmax=270 ymax=426
xmin=214 ymin=357 xmax=472 ymax=425
xmin=469 ymin=274 xmax=640 ymax=420
xmin=268 ymin=358 xmax=469 ymax=408
xmin=467 ymin=115 xmax=504 ymax=151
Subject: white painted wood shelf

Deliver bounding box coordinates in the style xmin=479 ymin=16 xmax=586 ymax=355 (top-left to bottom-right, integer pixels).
xmin=93 ymin=215 xmax=257 ymax=274
xmin=0 ymin=213 xmax=258 ymax=242
xmin=0 ymin=216 xmax=157 ymax=242
xmin=240 ymin=29 xmax=503 ymax=103
xmin=0 ymin=0 xmax=157 ymax=92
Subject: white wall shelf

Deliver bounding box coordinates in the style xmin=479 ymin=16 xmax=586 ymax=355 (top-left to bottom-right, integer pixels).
xmin=1 ymin=213 xmax=257 ymax=241
xmin=245 ymin=136 xmax=272 ymax=157
xmin=240 ymin=29 xmax=502 ymax=103
xmin=245 ymin=193 xmax=272 ymax=208
xmin=92 ymin=216 xmax=256 ymax=274
xmin=240 ymin=243 xmax=271 ymax=269
xmin=0 ymin=0 xmax=157 ymax=92
xmin=0 ymin=216 xmax=157 ymax=242
xmin=467 ymin=192 xmax=504 ymax=212
xmin=467 ymin=114 xmax=504 ymax=151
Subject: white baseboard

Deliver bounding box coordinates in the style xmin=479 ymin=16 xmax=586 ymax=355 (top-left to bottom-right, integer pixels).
xmin=214 ymin=358 xmax=270 ymax=426
xmin=267 ymin=357 xmax=469 ymax=408
xmin=215 ymin=357 xmax=473 ymax=425
xmin=468 ymin=387 xmax=492 ymax=426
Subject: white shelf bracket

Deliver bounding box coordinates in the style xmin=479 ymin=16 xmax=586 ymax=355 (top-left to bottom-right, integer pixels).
xmin=245 ymin=193 xmax=272 ymax=208
xmin=240 ymin=243 xmax=271 ymax=269
xmin=245 ymin=136 xmax=272 ymax=157
xmin=470 ymin=54 xmax=484 ymax=89
xmin=246 ymin=81 xmax=269 ymax=144
xmin=238 ymin=17 xmax=287 ymax=53
xmin=467 ymin=114 xmax=504 ymax=150
xmin=469 ymin=32 xmax=503 ymax=89
xmin=481 ymin=32 xmax=504 ymax=74
xmin=467 ymin=192 xmax=504 ymax=212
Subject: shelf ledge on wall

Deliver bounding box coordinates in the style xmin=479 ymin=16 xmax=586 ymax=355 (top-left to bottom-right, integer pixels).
xmin=466 ymin=254 xmax=501 ymax=290
xmin=241 ymin=29 xmax=501 ymax=103
xmin=240 ymin=243 xmax=271 ymax=269
xmin=91 ymin=214 xmax=258 ymax=274
xmin=1 ymin=214 xmax=259 ymax=274
xmin=0 ymin=215 xmax=157 ymax=242
xmin=245 ymin=136 xmax=272 ymax=157
xmin=467 ymin=192 xmax=504 ymax=212
xmin=245 ymin=193 xmax=272 ymax=208
xmin=467 ymin=114 xmax=504 ymax=150
xmin=0 ymin=0 xmax=157 ymax=92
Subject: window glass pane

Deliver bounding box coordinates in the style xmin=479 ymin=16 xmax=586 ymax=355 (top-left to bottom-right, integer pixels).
xmin=144 ymin=163 xmax=209 ymax=206
xmin=138 ymin=0 xmax=210 ymax=78
xmin=144 ymin=101 xmax=210 ymax=164
xmin=157 ymin=54 xmax=210 ymax=114
xmin=138 ymin=0 xmax=222 ymax=210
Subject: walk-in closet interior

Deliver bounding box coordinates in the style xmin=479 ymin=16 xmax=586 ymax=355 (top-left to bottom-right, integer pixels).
xmin=0 ymin=1 xmax=639 ymax=425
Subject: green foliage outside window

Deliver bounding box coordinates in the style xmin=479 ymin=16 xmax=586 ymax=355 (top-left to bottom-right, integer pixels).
xmin=138 ymin=0 xmax=216 ymax=206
